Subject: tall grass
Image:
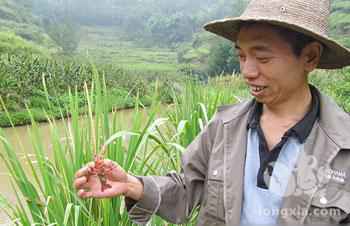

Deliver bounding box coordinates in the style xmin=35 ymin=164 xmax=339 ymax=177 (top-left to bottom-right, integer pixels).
xmin=1 ymin=68 xmax=349 ymax=225
xmin=309 ymin=68 xmax=350 ymax=112
xmin=0 ymin=72 xmax=241 ymax=225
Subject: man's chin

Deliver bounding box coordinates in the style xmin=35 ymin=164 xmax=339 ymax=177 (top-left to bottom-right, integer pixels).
xmin=254 ymin=96 xmax=266 ymax=104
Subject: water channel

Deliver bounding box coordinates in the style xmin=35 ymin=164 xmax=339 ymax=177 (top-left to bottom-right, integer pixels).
xmin=0 ymin=108 xmax=151 ymax=224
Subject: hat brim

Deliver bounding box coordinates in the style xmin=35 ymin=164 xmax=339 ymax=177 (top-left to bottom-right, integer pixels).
xmin=204 ymin=17 xmax=350 ymax=69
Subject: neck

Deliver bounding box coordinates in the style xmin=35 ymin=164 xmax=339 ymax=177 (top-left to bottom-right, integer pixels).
xmin=262 ymin=84 xmax=312 ymax=121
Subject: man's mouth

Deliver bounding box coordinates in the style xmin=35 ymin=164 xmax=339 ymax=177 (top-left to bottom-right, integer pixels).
xmin=251 ymin=85 xmax=267 ymax=93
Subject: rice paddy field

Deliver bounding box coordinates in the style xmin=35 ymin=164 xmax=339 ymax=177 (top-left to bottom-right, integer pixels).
xmin=76 ymin=26 xmax=179 ymax=73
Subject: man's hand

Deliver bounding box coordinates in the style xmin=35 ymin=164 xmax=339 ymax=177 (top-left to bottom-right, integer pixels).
xmin=74 ymin=159 xmax=144 ymax=201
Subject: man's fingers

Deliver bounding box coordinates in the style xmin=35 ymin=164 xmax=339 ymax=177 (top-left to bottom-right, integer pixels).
xmin=74 ymin=176 xmax=87 ymax=190
xmin=77 ymin=182 xmax=128 ymax=199
xmin=103 ymin=159 xmax=118 ymax=170
xmin=103 ymin=159 xmax=128 ymax=181
xmin=75 ymin=162 xmax=94 ymax=178
xmin=78 ymin=189 xmax=116 ymax=199
xmin=78 ymin=189 xmax=92 ymax=198
xmin=89 ymin=189 xmax=125 ymax=199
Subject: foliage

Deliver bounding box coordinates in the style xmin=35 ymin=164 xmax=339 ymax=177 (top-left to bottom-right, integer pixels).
xmin=0 ymin=0 xmax=58 ymax=52
xmin=0 ymin=31 xmax=49 ymax=56
xmin=330 ymin=0 xmax=350 ymax=48
xmin=29 ymin=0 xmax=249 ymax=48
xmin=309 ymin=67 xmax=350 ymax=112
xmin=206 ymin=39 xmax=240 ymax=77
xmin=0 ymin=66 xmax=349 ymax=224
xmin=0 ymin=73 xmax=240 ymax=225
xmin=146 ymin=12 xmax=195 ymax=46
xmin=75 ymin=26 xmax=179 ymax=72
xmin=0 ymin=53 xmax=185 ymax=127
xmin=0 ymin=54 xmax=90 ymax=112
xmin=175 ymin=0 xmax=247 ymax=76
xmin=0 ymin=0 xmax=34 ymax=23
xmin=42 ymin=15 xmax=81 ymax=54
xmin=176 ymin=32 xmax=241 ymax=79
xmin=176 ymin=32 xmax=212 ymax=64
xmin=167 ymin=77 xmax=242 ymax=147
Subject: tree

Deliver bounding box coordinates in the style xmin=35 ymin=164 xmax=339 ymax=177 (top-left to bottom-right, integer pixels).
xmin=146 ymin=12 xmax=195 ymax=46
xmin=205 ymin=0 xmax=248 ymax=77
xmin=42 ymin=16 xmax=81 ymax=54
xmin=206 ymin=40 xmax=240 ymax=76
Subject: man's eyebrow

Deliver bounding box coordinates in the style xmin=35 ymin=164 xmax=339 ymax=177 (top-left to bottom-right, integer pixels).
xmin=234 ymin=44 xmax=273 ymax=53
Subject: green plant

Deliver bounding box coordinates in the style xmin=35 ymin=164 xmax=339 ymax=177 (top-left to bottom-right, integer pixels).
xmin=206 ymin=40 xmax=240 ymax=77
xmin=309 ymin=68 xmax=350 ymax=112
xmin=0 ymin=72 xmax=243 ymax=225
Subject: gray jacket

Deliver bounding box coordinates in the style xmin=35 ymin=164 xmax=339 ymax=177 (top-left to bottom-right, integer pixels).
xmin=127 ymin=91 xmax=350 ymax=225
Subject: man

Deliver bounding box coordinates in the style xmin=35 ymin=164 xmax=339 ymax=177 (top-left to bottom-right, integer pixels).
xmin=74 ymin=0 xmax=350 ymax=225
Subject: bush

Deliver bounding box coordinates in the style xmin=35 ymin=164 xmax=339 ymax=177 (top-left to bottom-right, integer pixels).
xmin=0 ymin=108 xmax=47 ymax=127
xmin=309 ymin=68 xmax=350 ymax=112
xmin=42 ymin=16 xmax=81 ymax=54
xmin=334 ymin=68 xmax=350 ymax=111
xmin=206 ymin=39 xmax=240 ymax=77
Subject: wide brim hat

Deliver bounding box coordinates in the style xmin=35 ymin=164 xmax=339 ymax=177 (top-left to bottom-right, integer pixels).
xmin=204 ymin=0 xmax=350 ymax=69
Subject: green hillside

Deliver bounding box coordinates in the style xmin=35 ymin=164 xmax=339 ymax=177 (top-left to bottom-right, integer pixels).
xmin=0 ymin=31 xmax=50 ymax=56
xmin=0 ymin=0 xmax=348 ymax=71
xmin=330 ymin=0 xmax=350 ymax=47
xmin=0 ymin=0 xmax=56 ymax=55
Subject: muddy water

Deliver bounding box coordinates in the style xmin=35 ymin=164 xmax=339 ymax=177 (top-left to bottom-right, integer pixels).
xmin=0 ymin=108 xmax=151 ymax=224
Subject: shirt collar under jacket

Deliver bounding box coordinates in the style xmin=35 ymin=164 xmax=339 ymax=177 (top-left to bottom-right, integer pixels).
xmin=247 ymin=85 xmax=320 ymax=143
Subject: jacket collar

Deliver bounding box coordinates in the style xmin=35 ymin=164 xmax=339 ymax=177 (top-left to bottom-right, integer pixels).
xmin=217 ymin=88 xmax=350 ymax=149
xmin=318 ymin=91 xmax=350 ymax=149
xmin=217 ymin=100 xmax=254 ymax=124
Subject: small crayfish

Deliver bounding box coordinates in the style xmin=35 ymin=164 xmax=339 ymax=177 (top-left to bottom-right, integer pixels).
xmin=88 ymin=129 xmax=131 ymax=192
xmin=88 ymin=155 xmax=113 ymax=192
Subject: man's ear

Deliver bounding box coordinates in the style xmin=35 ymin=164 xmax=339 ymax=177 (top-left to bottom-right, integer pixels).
xmin=302 ymin=41 xmax=323 ymax=72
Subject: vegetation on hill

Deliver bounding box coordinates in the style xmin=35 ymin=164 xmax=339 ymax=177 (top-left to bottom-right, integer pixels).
xmin=0 ymin=0 xmax=56 ymax=52
xmin=0 ymin=31 xmax=49 ymax=56
xmin=330 ymin=0 xmax=350 ymax=47
xmin=76 ymin=26 xmax=179 ymax=72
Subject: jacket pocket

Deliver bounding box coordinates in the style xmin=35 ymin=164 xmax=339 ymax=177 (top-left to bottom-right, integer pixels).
xmin=305 ymin=188 xmax=350 ymax=224
xmin=205 ymin=179 xmax=225 ymax=222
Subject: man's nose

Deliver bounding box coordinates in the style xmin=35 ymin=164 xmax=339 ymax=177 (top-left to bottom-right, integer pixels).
xmin=241 ymin=59 xmax=259 ymax=79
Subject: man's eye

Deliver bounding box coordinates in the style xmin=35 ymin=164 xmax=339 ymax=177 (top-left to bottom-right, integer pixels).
xmin=238 ymin=55 xmax=246 ymax=61
xmin=257 ymin=57 xmax=270 ymax=63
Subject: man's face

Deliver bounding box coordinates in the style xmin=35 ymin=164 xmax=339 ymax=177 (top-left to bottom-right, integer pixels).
xmin=236 ymin=23 xmax=308 ymax=106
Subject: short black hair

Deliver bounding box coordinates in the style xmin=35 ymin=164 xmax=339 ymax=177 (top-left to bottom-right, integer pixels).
xmin=238 ymin=21 xmax=317 ymax=57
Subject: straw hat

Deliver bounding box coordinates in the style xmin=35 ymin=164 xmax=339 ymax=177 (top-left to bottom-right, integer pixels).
xmin=204 ymin=0 xmax=350 ymax=69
